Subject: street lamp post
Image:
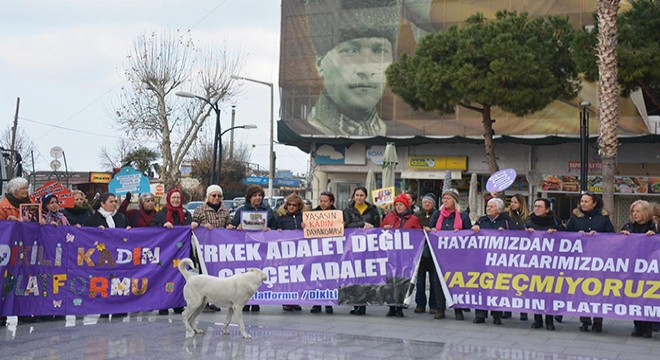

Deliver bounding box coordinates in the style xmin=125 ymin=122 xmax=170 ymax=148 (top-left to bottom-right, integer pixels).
xmin=176 ymin=91 xmax=256 ymax=184
xmin=579 ymin=101 xmax=591 ymax=194
xmin=230 ymin=75 xmax=275 ymax=202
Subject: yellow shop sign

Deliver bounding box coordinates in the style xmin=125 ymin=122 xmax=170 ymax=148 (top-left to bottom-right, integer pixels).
xmin=407 ymin=156 xmax=467 ymax=170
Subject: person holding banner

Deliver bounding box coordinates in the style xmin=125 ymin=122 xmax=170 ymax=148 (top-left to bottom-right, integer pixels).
xmin=413 ymin=193 xmax=442 ymax=317
xmin=151 ymin=188 xmax=191 ymax=315
xmin=344 ymin=186 xmax=381 ymax=315
xmin=85 ymin=192 xmax=130 ymax=230
xmin=0 ymin=177 xmax=31 ymax=222
xmin=151 ymin=189 xmax=192 ymax=229
xmin=621 ymin=200 xmax=657 ymax=339
xmin=40 ymin=194 xmax=70 ymax=226
xmin=118 ymin=192 xmax=156 ymax=228
xmin=231 ymin=185 xmax=277 ymax=231
xmin=309 ymin=191 xmax=339 ymax=315
xmin=429 ymin=188 xmax=471 ymax=320
xmin=471 ymin=198 xmax=515 ymax=325
xmin=525 ymin=198 xmax=564 ymax=331
xmin=565 ymin=192 xmax=614 ymax=333
xmin=507 ymin=194 xmax=530 ymax=230
xmin=381 ymin=193 xmax=421 ymax=318
xmin=63 ymin=190 xmax=93 ymax=226
xmin=0 ymin=177 xmax=31 ymax=326
xmin=191 ymin=185 xmax=230 ymax=230
xmin=276 ymin=193 xmax=307 ymax=312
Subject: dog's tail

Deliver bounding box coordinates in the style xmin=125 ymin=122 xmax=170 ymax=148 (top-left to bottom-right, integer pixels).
xmin=177 ymin=258 xmax=195 ymax=281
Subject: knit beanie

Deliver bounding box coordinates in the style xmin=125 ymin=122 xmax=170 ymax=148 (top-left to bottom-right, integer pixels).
xmin=206 ymin=185 xmax=223 ymax=199
xmin=441 ymin=188 xmax=459 ymax=203
xmin=393 ymin=193 xmax=410 ymax=209
xmin=421 ymin=193 xmax=437 ymax=209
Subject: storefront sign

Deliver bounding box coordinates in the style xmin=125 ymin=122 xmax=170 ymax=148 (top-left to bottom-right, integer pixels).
xmin=366 ymin=145 xmax=385 ymax=165
xmin=407 ymin=156 xmax=467 ymax=170
xmin=568 ymin=161 xmax=603 ymax=173
xmin=89 ymin=172 xmax=112 ymax=184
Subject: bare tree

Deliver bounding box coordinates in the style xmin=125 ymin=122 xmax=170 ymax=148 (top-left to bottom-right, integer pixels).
xmin=115 ymin=30 xmax=242 ymax=189
xmin=190 ymin=140 xmax=252 ymax=199
xmin=98 ymin=138 xmax=133 ymax=171
xmin=1 ymin=125 xmax=35 ymax=177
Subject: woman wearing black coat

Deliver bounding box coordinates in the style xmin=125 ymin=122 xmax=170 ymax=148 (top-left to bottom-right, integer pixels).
xmin=565 ymin=193 xmax=614 ymax=333
xmin=621 ymin=200 xmax=657 ymax=339
xmin=343 ymin=186 xmax=381 ymax=315
xmin=85 ymin=192 xmax=130 ymax=229
xmin=150 ymin=189 xmax=192 ymax=228
xmin=525 ymin=198 xmax=564 ymax=331
xmin=429 ymin=189 xmax=472 ymax=320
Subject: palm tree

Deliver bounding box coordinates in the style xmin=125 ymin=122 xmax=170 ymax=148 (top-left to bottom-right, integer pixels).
xmin=596 ymin=0 xmax=620 ymax=212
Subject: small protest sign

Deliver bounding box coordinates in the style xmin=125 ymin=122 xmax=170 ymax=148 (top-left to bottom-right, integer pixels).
xmin=302 ymin=210 xmax=344 ymax=238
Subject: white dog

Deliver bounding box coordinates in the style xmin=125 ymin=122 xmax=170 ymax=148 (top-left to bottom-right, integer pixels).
xmin=177 ymin=258 xmax=266 ymax=339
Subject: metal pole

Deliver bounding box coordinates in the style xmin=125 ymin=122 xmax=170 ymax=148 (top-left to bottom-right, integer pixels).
xmin=268 ymin=83 xmax=274 ymax=201
xmin=579 ymin=102 xmax=590 ymax=194
xmin=63 ymin=151 xmax=70 ymax=188
xmin=229 ymin=105 xmax=236 ymax=158
xmin=211 ymin=108 xmax=222 ymax=184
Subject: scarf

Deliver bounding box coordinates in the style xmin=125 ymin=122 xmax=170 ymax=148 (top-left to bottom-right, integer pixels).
xmin=43 ymin=211 xmax=70 ymax=226
xmin=438 ymin=207 xmax=462 ymax=230
xmin=97 ymin=207 xmax=117 ymax=228
xmin=136 ymin=209 xmax=156 ymax=227
xmin=6 ymin=193 xmax=31 ymax=208
xmin=165 ymin=202 xmax=185 ymax=225
xmin=529 ymin=213 xmax=558 ymax=229
xmin=206 ymin=201 xmax=221 ymax=212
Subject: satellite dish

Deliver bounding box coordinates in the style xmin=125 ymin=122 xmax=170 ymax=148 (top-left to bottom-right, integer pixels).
xmin=50 ymin=159 xmax=62 ymax=171
xmin=526 ymin=170 xmax=542 ymax=187
xmin=50 ymin=146 xmax=64 ymax=159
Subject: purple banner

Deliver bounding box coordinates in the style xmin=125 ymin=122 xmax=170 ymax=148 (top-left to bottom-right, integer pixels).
xmin=428 ymin=229 xmax=660 ymax=321
xmin=193 ymin=228 xmax=425 ymax=305
xmin=0 ymin=221 xmax=189 ymax=316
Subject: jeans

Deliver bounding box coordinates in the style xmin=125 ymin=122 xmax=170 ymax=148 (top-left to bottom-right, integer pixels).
xmin=415 ymin=256 xmax=441 ymax=309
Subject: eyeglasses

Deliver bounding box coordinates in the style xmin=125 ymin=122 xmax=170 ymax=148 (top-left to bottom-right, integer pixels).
xmin=210 ymin=194 xmax=222 ymax=198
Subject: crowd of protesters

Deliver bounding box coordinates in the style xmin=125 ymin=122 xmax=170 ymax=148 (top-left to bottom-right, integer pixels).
xmin=1 ymin=177 xmax=658 ymax=338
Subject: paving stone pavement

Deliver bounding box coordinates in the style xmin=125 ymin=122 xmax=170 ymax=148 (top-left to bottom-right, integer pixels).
xmin=2 ymin=306 xmax=658 ymax=359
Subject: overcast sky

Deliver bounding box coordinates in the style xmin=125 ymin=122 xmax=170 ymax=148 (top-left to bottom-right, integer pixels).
xmin=0 ymin=0 xmax=310 ymax=177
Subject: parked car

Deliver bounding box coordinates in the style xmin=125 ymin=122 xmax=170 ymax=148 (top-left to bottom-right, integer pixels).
xmin=264 ymin=196 xmax=285 ymax=209
xmin=184 ymin=201 xmax=204 ymax=213
xmin=222 ymin=199 xmax=234 ymax=210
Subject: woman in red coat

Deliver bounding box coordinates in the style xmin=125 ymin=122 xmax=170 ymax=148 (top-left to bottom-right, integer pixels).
xmin=381 ymin=193 xmax=421 ymax=317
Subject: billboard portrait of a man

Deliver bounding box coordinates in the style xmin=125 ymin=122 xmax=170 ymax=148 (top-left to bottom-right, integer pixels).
xmin=304 ymin=0 xmax=401 ymax=137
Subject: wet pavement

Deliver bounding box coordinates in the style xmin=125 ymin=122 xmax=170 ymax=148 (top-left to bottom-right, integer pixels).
xmin=2 ymin=306 xmax=658 ymax=359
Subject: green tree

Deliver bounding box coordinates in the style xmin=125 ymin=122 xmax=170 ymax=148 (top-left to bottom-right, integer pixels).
xmin=574 ymin=0 xmax=660 ymax=111
xmin=387 ymin=11 xmax=580 ymax=174
xmin=121 ymin=147 xmax=159 ymax=177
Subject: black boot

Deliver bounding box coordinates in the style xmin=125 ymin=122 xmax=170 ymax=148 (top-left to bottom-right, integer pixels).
xmin=579 ymin=321 xmax=590 ymax=332
xmin=531 ymin=314 xmax=543 ymax=329
xmin=394 ymin=307 xmax=404 ymax=318
xmin=545 ymin=316 xmax=555 ymax=331
xmin=386 ymin=306 xmax=396 ymax=317
xmin=310 ymin=305 xmax=322 ymax=313
xmin=325 ymin=306 xmax=333 ymax=314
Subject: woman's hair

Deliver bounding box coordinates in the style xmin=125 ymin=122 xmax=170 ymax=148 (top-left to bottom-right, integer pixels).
xmin=629 ymin=200 xmax=653 ymax=224
xmin=351 ymin=186 xmax=368 ymax=200
xmin=245 ymin=185 xmax=264 ymax=201
xmin=509 ymin=194 xmax=529 ymax=219
xmin=534 ymin=198 xmax=554 ymax=215
xmin=581 ymin=192 xmax=604 ymax=210
xmin=93 ymin=192 xmax=115 ymax=211
xmin=7 ymin=177 xmax=28 ymax=196
xmin=320 ymin=191 xmax=335 ymax=204
xmin=139 ymin=192 xmax=155 ymax=204
xmin=488 ymin=198 xmax=505 ymax=212
xmin=278 ymin=193 xmax=305 ymax=215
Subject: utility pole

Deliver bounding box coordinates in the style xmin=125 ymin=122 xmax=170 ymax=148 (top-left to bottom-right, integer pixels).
xmin=229 ymin=105 xmax=236 ymax=158
xmin=9 ymin=97 xmax=20 ymax=178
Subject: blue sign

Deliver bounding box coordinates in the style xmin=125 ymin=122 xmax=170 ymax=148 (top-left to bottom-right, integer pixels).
xmin=274 ymin=178 xmax=301 ymax=187
xmin=242 ymin=176 xmax=269 ymax=186
xmin=108 ymin=166 xmax=151 ymax=195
